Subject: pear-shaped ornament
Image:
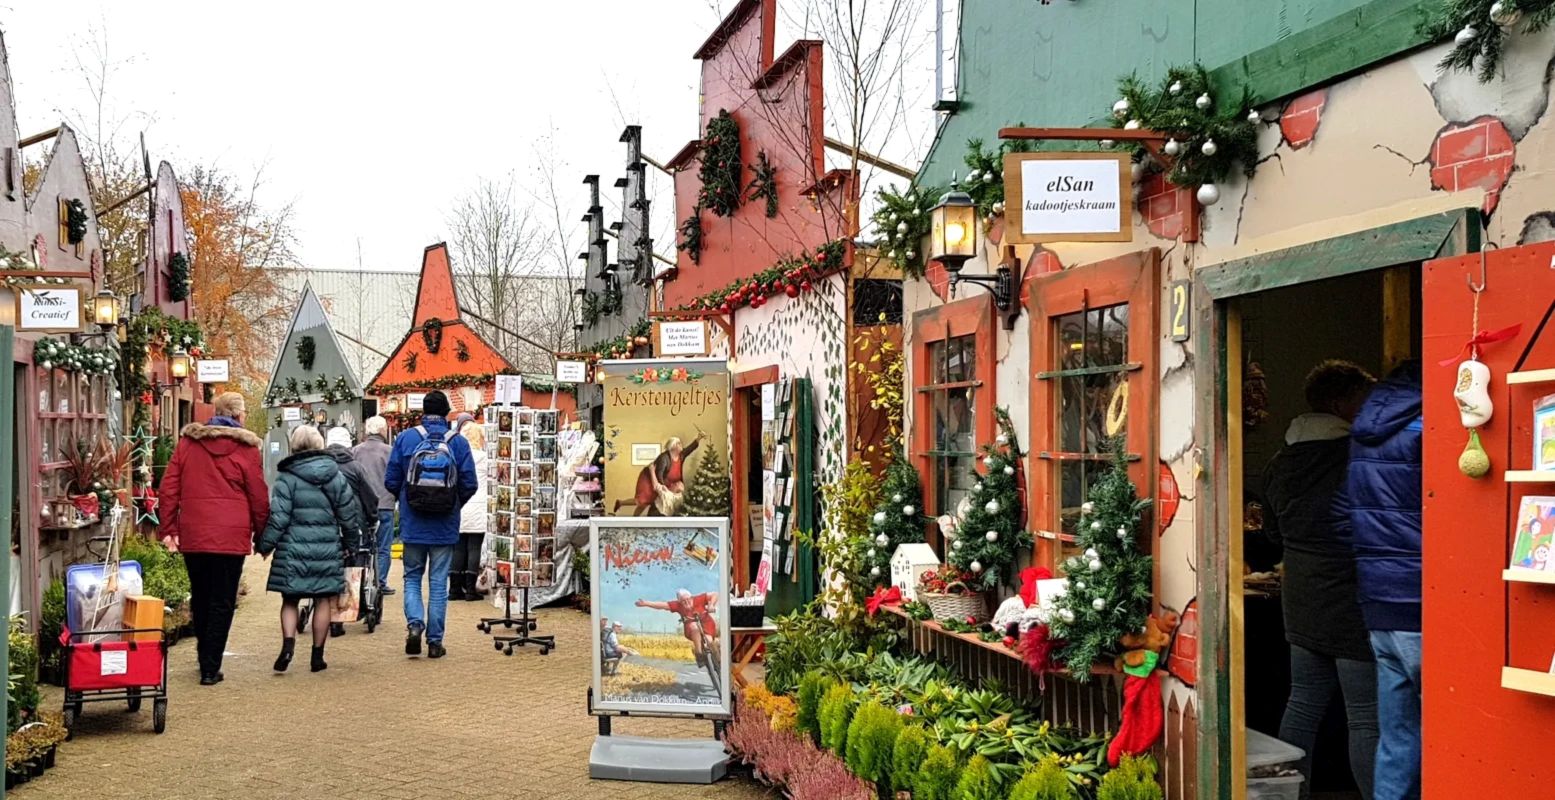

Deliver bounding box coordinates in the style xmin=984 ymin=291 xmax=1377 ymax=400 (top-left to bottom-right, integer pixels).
xmin=1459 ymin=429 xmax=1491 ymax=478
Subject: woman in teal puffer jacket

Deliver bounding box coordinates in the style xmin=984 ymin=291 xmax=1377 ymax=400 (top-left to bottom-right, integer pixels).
xmin=258 ymin=425 xmax=365 ymax=673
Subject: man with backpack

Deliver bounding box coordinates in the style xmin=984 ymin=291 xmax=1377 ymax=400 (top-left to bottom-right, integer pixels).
xmin=384 ymin=391 xmax=477 ymax=659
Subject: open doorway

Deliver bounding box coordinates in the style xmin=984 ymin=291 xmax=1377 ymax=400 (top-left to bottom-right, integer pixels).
xmin=1231 ymin=265 xmax=1421 ymax=800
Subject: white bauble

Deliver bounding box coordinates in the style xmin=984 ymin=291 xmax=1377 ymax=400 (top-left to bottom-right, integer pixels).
xmin=991 ymin=201 xmax=1005 ymax=215
xmin=966 ymin=170 xmax=980 ymax=184
xmin=906 ymin=249 xmax=917 ymax=259
xmin=1090 ymin=521 xmax=1103 ymax=531
xmin=867 ymin=549 xmax=876 ymax=558
xmin=984 ymin=455 xmax=995 ymax=467
xmin=973 ymin=482 xmax=984 ymax=493
xmin=1163 ymin=138 xmax=1181 ymax=156
xmin=1491 ymin=1 xmax=1522 ymax=28
xmin=41 ymin=361 xmax=51 ymax=370
xmin=896 ymin=221 xmax=909 ymax=234
xmin=1117 ymin=526 xmax=1130 ymax=540
xmin=1196 ymin=183 xmax=1221 ymax=206
xmin=1074 ymin=581 xmax=1086 ymax=590
xmin=1195 ymin=93 xmax=1212 ymax=110
xmin=1088 ymin=559 xmax=1103 ymax=572
xmin=1003 ymin=466 xmax=1014 ymax=476
xmin=1201 ymin=139 xmax=1218 ymax=156
xmin=1098 ymin=139 xmax=1114 ymax=149
xmin=1112 ymin=98 xmax=1130 ymax=119
xmin=902 ymin=505 xmax=916 ymax=516
xmin=1081 ymin=502 xmax=1095 ymax=514
xmin=1059 ymin=608 xmax=1076 ymax=623
xmin=873 ymin=511 xmax=886 ymax=524
xmin=871 ymin=566 xmax=881 ymax=577
xmin=985 ymin=499 xmax=1000 ymax=514
xmin=1092 ymin=597 xmax=1107 ymax=611
xmin=1123 ymin=119 xmax=1141 ymax=131
xmin=893 ymin=494 xmax=903 ymax=503
xmin=953 ymin=540 xmax=963 ymax=551
xmin=985 ymin=530 xmax=998 ymax=543
xmin=1169 ymin=80 xmax=1183 ymax=95
xmin=995 ymin=433 xmax=1009 ymax=445
xmin=876 ymin=534 xmax=889 ymax=547
xmin=1455 ymin=25 xmax=1478 ymax=45
xmin=969 ymin=560 xmax=983 ymax=573
xmin=1084 ymin=548 xmax=1099 ymax=559
xmin=888 ymin=250 xmax=899 ymax=259
xmin=1247 ymin=108 xmax=1262 ymax=124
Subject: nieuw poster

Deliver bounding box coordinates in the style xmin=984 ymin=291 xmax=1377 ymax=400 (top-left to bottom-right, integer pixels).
xmin=600 ymin=358 xmax=729 ymax=517
xmin=590 ymin=517 xmax=731 ymax=716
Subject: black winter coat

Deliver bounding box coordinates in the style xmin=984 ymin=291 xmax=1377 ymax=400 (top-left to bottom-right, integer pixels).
xmin=258 ymin=450 xmax=365 ymax=597
xmin=1262 ymin=426 xmax=1373 ymax=662
xmin=327 ymin=445 xmax=378 ymax=553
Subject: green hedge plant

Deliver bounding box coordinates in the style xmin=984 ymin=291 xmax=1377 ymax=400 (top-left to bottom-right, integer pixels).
xmin=1011 ymin=754 xmax=1080 ymax=800
xmin=915 ymin=743 xmax=960 ymax=800
xmin=954 ymin=754 xmax=1002 ymax=800
xmin=1097 ymin=755 xmax=1163 ymax=800
xmin=844 ymin=700 xmax=902 ymax=789
xmin=797 ymin=671 xmax=833 ymax=742
xmin=818 ymin=682 xmax=855 ymax=755
xmin=891 ymin=724 xmax=931 ymax=793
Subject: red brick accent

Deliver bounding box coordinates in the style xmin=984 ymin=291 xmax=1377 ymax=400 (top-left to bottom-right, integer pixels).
xmin=1140 ymin=174 xmax=1185 ymax=240
xmin=1429 ymin=116 xmax=1515 ymax=216
xmin=1018 ymin=249 xmax=1065 ymax=307
xmin=925 ymin=259 xmax=950 ymax=301
xmin=1167 ymin=598 xmax=1198 ymax=687
xmin=1280 ymin=89 xmax=1327 ymax=150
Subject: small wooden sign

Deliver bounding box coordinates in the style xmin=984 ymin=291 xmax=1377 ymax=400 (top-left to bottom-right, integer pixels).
xmin=14 ymin=285 xmax=84 ymax=332
xmin=1002 ymin=152 xmax=1132 ymax=244
xmin=654 ymin=319 xmax=709 ymax=356
xmin=554 ymin=360 xmax=588 ymax=383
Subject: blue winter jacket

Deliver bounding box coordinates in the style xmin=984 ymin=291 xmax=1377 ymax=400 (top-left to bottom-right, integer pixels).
xmin=383 ymin=415 xmax=478 ymax=546
xmin=1332 ymin=362 xmax=1423 ymax=632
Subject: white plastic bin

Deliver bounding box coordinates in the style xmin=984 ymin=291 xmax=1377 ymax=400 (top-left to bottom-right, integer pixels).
xmin=1246 ymin=728 xmax=1304 ymax=770
xmin=1248 ymin=774 xmax=1303 ymax=800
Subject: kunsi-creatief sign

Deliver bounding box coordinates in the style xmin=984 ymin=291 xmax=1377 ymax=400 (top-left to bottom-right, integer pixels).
xmin=1002 ymin=152 xmax=1131 ymax=243
xmin=15 ymin=286 xmax=83 ymax=332
xmin=197 ymin=359 xmax=230 ymax=383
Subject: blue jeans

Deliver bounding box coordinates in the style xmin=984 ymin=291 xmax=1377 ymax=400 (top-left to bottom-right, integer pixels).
xmin=1279 ymin=644 xmax=1378 ymax=800
xmin=1370 ymin=631 xmax=1422 ymax=800
xmin=402 ymin=543 xmax=453 ymax=644
xmin=375 ymin=510 xmax=395 ymax=588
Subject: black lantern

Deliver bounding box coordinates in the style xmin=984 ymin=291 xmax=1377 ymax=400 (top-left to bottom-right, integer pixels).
xmin=930 ymin=179 xmax=1025 ymax=329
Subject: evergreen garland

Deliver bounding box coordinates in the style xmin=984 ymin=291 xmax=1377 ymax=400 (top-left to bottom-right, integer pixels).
xmin=167 ymin=252 xmax=191 ymax=302
xmin=372 ymin=369 xmax=570 ymax=397
xmin=313 ymin=375 xmax=330 ymax=393
xmin=32 ymin=337 xmax=117 ymax=375
xmin=947 ymin=408 xmax=1032 ymax=591
xmin=455 ymin=339 xmax=471 ymax=362
xmin=963 ymin=135 xmax=1032 ymax=219
xmin=699 ymin=109 xmax=743 ymax=217
xmin=747 ymin=150 xmax=779 ymax=218
xmin=1429 ymin=0 xmax=1555 ymax=81
xmin=870 ymin=184 xmax=938 ymax=278
xmin=681 ymin=444 xmax=731 ymax=516
xmin=862 ymin=450 xmax=927 ymax=587
xmin=1044 ymin=441 xmax=1154 ymax=680
xmin=600 ymin=281 xmax=624 ymax=316
xmin=284 ymin=377 xmax=302 ymax=402
xmin=581 ymin=291 xmax=602 ymax=326
xmin=296 ymin=335 xmax=316 ymax=371
xmin=684 ymin=239 xmax=846 ymax=312
xmin=583 ymin=318 xmax=653 ymax=360
xmin=66 ymin=199 xmax=89 ymax=244
xmin=678 ymin=212 xmax=704 ymax=264
xmin=403 ymin=351 xmax=418 ymax=374
xmin=421 ymin=317 xmax=444 ymax=353
xmin=1110 ymin=66 xmax=1259 ymax=188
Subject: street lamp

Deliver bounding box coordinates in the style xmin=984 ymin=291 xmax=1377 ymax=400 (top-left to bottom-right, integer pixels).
xmin=92 ymin=290 xmax=120 ymax=332
xmin=929 ymin=179 xmax=1024 ymax=329
xmin=169 ymin=347 xmax=191 ymax=382
xmin=314 ymin=408 xmax=328 ymax=425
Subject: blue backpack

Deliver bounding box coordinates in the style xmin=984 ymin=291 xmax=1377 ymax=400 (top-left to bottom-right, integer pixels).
xmin=405 ymin=425 xmax=459 ymax=514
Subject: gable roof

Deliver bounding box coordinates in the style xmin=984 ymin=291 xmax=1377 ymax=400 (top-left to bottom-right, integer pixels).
xmin=263 ymin=282 xmax=365 ymax=404
xmin=410 ymin=241 xmax=461 ymax=326
xmin=367 ymin=242 xmax=513 ymax=393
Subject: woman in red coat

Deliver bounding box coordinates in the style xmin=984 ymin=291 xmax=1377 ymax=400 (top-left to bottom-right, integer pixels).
xmin=159 ymin=392 xmax=270 ymax=685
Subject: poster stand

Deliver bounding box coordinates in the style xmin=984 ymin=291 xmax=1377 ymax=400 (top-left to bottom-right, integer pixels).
xmin=480 ymin=584 xmax=555 ymax=656
xmin=586 ymin=688 xmax=730 ymax=784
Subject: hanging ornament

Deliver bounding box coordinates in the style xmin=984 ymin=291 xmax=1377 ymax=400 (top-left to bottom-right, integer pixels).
xmin=870 ymin=566 xmax=881 ymax=577
xmin=876 ymin=533 xmax=889 ymax=547
xmin=1091 ymin=520 xmax=1103 ymax=531
xmin=985 ymin=530 xmax=998 ymax=543
xmin=867 ymin=548 xmax=876 ymax=559
xmin=1084 ymin=548 xmax=1099 ymax=559
xmin=1088 ymin=559 xmax=1103 ymax=572
xmin=1247 ymin=108 xmax=1262 ymax=124
xmin=984 ymin=499 xmax=1000 ymax=514
xmin=906 ymin=249 xmax=917 ymax=259
xmin=1123 ymin=119 xmax=1142 ymax=131
xmin=1117 ymin=526 xmax=1131 ymax=540
xmin=892 ymin=494 xmax=903 ymax=503
xmin=995 ymin=433 xmax=1009 ymax=445
xmin=1201 ymin=138 xmax=1218 ymax=156
xmin=1130 ymin=161 xmax=1144 ymax=182
xmin=973 ymin=482 xmax=984 ymax=493
xmin=983 ymin=455 xmax=996 ymax=467
xmin=1059 ymin=608 xmax=1076 ymax=624
xmin=953 ymin=540 xmax=963 ymax=551
xmin=969 ymin=560 xmax=983 ymax=574
xmin=1092 ymin=597 xmax=1107 ymax=611
xmin=1163 ymin=138 xmax=1181 ymax=156
xmin=1075 ymin=581 xmax=1086 ymax=590
xmin=1169 ymin=80 xmax=1183 ymax=95
xmin=1003 ymin=465 xmax=1014 ymax=476
xmin=1081 ymin=501 xmax=1095 ymax=514
xmin=896 ymin=221 xmax=909 ymax=234
xmin=873 ymin=511 xmax=886 ymax=524
xmin=1455 ymin=25 xmax=1478 ymax=46
xmin=1453 ymin=359 xmax=1493 ymax=427
xmin=1099 ymin=139 xmax=1115 ymax=149
xmin=1459 ymin=429 xmax=1491 ymax=478
xmin=1490 ymin=1 xmax=1522 ymax=28
xmin=1195 ymin=93 xmax=1212 ymax=110
xmin=902 ymin=505 xmax=916 ymax=516
xmin=1112 ymin=98 xmax=1131 ymax=119
xmin=1197 ymin=183 xmax=1221 ymax=206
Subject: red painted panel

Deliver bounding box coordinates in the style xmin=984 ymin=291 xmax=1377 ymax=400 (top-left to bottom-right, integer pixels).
xmin=1422 ymin=242 xmax=1555 ymax=798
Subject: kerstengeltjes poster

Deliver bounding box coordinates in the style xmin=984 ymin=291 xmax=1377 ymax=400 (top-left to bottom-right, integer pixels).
xmin=599 ymin=358 xmax=729 ymax=517
xmin=590 ymin=517 xmax=731 ymax=716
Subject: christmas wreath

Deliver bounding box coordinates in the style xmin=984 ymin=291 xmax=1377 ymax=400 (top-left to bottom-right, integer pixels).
xmin=1431 ymin=0 xmax=1555 ymax=82
xmin=1109 ymin=65 xmax=1258 ymax=195
xmin=296 ymin=336 xmax=316 ymax=371
xmin=870 ymin=185 xmax=938 ymax=278
xmin=699 ymin=109 xmax=743 ymax=217
xmin=403 ymin=351 xmax=419 ymax=374
xmin=421 ymin=317 xmax=444 ymax=353
xmin=167 ymin=252 xmax=191 ymax=302
xmin=747 ymin=150 xmax=778 ymax=218
xmin=455 ymin=339 xmax=471 ymax=362
xmin=66 ymin=199 xmax=89 ymax=245
xmin=678 ymin=212 xmax=704 ymax=264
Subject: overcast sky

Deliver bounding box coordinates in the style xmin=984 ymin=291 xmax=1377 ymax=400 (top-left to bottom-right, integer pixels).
xmin=1 ymin=1 xmax=937 ymax=272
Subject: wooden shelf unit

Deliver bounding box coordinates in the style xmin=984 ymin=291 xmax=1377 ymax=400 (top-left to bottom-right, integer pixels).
xmin=1504 ymin=569 xmax=1555 ymax=585
xmin=1506 ymin=368 xmax=1555 ymax=385
xmin=1501 ymin=666 xmax=1555 ymax=697
xmin=1503 ymin=470 xmax=1555 ymax=483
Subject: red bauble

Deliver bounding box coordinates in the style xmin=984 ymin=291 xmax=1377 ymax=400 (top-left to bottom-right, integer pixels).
xmin=801 ymin=280 xmax=813 ymax=291
xmin=785 ymin=285 xmax=799 ymax=298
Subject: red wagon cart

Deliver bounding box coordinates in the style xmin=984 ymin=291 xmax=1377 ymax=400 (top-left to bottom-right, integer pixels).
xmin=60 ymin=627 xmax=168 ymax=737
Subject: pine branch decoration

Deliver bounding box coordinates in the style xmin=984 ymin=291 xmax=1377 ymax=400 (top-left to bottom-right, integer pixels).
xmin=678 ymin=212 xmax=704 ymax=264
xmin=1428 ymin=0 xmax=1555 ymax=81
xmin=747 ymin=150 xmax=779 ymax=218
xmin=167 ymin=252 xmax=191 ymax=302
xmin=870 ymin=184 xmax=938 ymax=279
xmin=946 ymin=408 xmax=1032 ymax=591
xmin=698 ymin=110 xmax=743 ymax=217
xmin=1110 ymin=65 xmax=1258 ymax=188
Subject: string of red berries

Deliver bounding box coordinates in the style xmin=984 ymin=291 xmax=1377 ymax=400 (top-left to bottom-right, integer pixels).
xmin=685 ymin=239 xmax=845 ymax=313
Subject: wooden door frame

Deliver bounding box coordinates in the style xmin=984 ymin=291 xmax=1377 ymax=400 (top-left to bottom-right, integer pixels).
xmin=1190 ymin=208 xmax=1479 ymax=800
xmin=731 ymin=365 xmax=779 ymax=589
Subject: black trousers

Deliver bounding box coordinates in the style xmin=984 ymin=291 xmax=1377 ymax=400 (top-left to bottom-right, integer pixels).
xmin=452 ymin=532 xmax=482 ymax=574
xmin=184 ymin=553 xmax=245 ymax=676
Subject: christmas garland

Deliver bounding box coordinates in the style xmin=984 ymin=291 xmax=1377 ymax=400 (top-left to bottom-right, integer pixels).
xmin=699 ymin=109 xmax=743 ymax=217
xmin=678 ymin=212 xmax=704 ymax=264
xmin=323 ymin=375 xmax=357 ymax=404
xmin=455 ymin=339 xmax=471 ymax=362
xmin=1109 ymin=65 xmax=1258 ymax=193
xmin=66 ymin=199 xmax=89 ymax=245
xmin=33 ymin=337 xmax=117 ymax=375
xmin=167 ymin=252 xmax=191 ymax=302
xmin=946 ymin=408 xmax=1032 ymax=591
xmin=297 ymin=336 xmax=317 ymax=371
xmin=372 ymin=368 xmax=523 ymax=397
xmin=584 ymin=318 xmax=653 ymax=361
xmin=402 ymin=351 xmax=419 ymax=374
xmin=747 ymin=150 xmax=779 ymax=218
xmin=870 ymin=184 xmax=938 ymax=278
xmin=1431 ymin=0 xmax=1555 ymax=81
xmin=683 ymin=239 xmax=846 ymax=313
xmin=123 ymin=308 xmax=205 ymax=432
xmin=312 ymin=375 xmax=331 ymax=393
xmin=962 ymin=135 xmax=1031 ymax=220
xmin=600 ymin=283 xmax=624 ymax=317
xmin=421 ymin=317 xmax=444 ymax=353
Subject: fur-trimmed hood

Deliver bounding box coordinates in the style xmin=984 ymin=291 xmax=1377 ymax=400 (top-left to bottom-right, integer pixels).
xmin=180 ymin=422 xmax=262 ymax=449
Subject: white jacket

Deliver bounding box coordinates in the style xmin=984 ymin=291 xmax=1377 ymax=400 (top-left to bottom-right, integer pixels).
xmin=459 ymin=448 xmax=489 ymax=534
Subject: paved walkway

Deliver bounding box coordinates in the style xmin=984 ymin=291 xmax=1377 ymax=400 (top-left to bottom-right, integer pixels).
xmin=28 ymin=557 xmax=768 ymax=800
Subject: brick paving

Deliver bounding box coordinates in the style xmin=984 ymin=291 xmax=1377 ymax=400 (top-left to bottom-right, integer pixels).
xmin=27 ymin=557 xmax=770 ymax=800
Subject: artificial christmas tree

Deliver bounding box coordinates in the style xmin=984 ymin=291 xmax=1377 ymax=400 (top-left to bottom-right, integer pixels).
xmin=681 ymin=445 xmax=732 ymax=517
xmin=1044 ymin=441 xmax=1153 ymax=679
xmin=863 ymin=449 xmax=926 ymax=587
xmin=947 ymin=408 xmax=1031 ymax=592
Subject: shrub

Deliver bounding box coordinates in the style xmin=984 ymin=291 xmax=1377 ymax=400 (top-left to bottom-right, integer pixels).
xmin=797 ymin=671 xmax=833 ymax=740
xmin=1097 ymin=755 xmax=1163 ymax=800
xmin=915 ymin=743 xmax=961 ymax=800
xmin=39 ymin=579 xmax=65 ymax=679
xmin=953 ymin=754 xmax=1002 ymax=800
xmin=818 ymin=682 xmax=855 ymax=756
xmin=891 ymin=724 xmax=931 ymax=792
xmin=1011 ymin=754 xmax=1080 ymax=800
xmin=7 ymin=616 xmax=40 ymax=733
xmin=121 ymin=535 xmax=191 ymax=610
xmin=844 ymin=700 xmax=902 ymax=788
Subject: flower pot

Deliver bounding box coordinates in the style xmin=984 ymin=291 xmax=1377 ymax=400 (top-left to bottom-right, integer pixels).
xmin=43 ymin=745 xmax=55 ymax=769
xmin=68 ymin=493 xmax=100 ymax=518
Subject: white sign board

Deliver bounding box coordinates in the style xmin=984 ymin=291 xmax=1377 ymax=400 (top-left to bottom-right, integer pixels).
xmin=16 ymin=287 xmax=82 ymax=332
xmin=1004 ymin=152 xmax=1131 ymax=244
xmin=282 ymin=407 xmax=301 ymax=422
xmin=407 ymin=393 xmax=426 ymax=411
xmin=196 ymin=359 xmax=230 ymax=383
xmin=494 ymin=374 xmax=524 ymax=405
xmin=761 ymin=383 xmax=776 ymax=421
xmin=657 ymin=320 xmax=709 ymax=356
xmin=555 ymin=360 xmax=588 ymax=383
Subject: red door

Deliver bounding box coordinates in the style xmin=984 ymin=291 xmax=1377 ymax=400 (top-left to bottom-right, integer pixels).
xmin=1422 ymin=242 xmax=1555 ymax=797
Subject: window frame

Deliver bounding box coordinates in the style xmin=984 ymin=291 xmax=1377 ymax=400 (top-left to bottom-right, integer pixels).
xmin=1027 ymin=249 xmax=1160 ymax=571
xmin=37 ymin=366 xmax=110 ymax=512
xmin=912 ymin=294 xmax=996 ymax=543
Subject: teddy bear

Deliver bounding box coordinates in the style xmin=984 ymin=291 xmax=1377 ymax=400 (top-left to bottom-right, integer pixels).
xmin=1114 ymin=611 xmax=1180 ymax=673
xmin=1106 ymin=611 xmax=1180 ymax=767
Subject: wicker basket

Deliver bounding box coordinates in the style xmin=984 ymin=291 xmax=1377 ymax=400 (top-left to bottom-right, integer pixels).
xmin=920 ymin=582 xmax=986 ymax=622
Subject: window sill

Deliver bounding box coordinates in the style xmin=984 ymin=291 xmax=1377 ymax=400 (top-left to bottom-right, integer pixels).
xmin=882 ymin=605 xmax=1120 ymax=676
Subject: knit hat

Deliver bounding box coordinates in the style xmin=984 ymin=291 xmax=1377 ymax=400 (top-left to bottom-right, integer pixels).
xmin=423 ymin=391 xmax=451 ymax=418
xmin=325 ymin=427 xmax=353 ymax=449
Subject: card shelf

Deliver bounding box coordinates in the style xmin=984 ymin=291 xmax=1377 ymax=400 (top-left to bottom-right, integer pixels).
xmin=1506 ymin=368 xmax=1555 ymax=385
xmin=1502 ymin=569 xmax=1555 ymax=585
xmin=1501 ymin=667 xmax=1555 ymax=697
xmin=1503 ymin=470 xmax=1555 ymax=483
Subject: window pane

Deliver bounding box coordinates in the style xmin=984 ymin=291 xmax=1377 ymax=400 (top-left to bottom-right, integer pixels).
xmin=928 ymin=340 xmax=947 ymax=383
xmin=40 ymin=419 xmax=54 ymax=464
xmin=935 ymin=453 xmax=973 ymax=517
xmin=1085 ymin=371 xmax=1126 ymax=452
xmin=1097 ymin=304 xmax=1129 ymax=366
xmin=53 ymin=371 xmax=71 ymax=413
xmin=1060 ymin=460 xmax=1088 ymax=535
xmin=952 ymin=334 xmax=975 ymax=382
xmin=945 ymin=387 xmax=975 ymax=453
xmin=1057 ymin=312 xmax=1085 ymax=369
xmin=1059 ymin=376 xmax=1084 ymax=452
